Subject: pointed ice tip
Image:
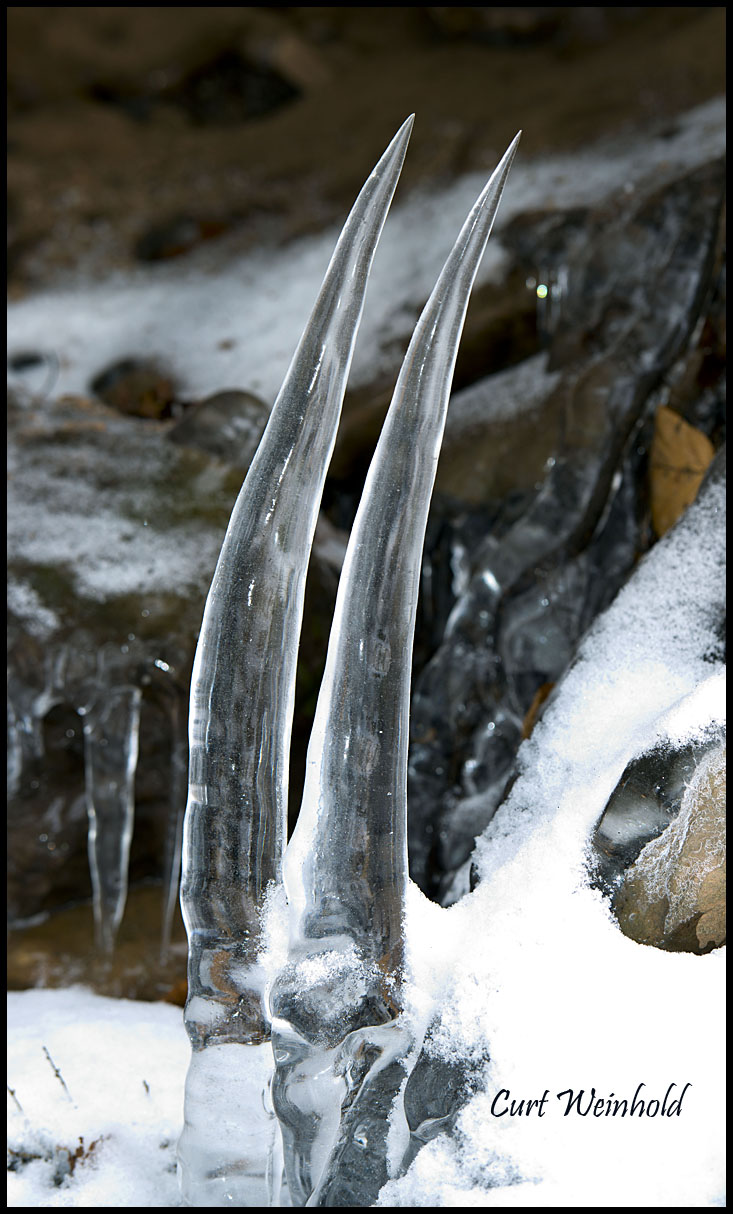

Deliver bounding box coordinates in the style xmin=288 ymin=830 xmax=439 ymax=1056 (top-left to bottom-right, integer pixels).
xmin=471 ymin=131 xmax=521 ymax=219
xmin=387 ymin=113 xmax=415 ymax=157
xmin=496 ymin=130 xmax=521 ymax=174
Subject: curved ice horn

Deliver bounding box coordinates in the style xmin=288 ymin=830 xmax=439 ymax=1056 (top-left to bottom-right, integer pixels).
xmin=179 ymin=115 xmax=414 ymax=1041
xmin=285 ymin=133 xmax=521 ymax=977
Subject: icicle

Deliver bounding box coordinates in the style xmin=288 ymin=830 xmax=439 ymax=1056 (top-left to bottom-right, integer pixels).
xmin=271 ymin=134 xmax=521 ymax=1207
xmin=80 ymin=685 xmax=142 ymax=954
xmin=7 ymin=646 xmax=69 ymax=799
xmin=177 ymin=116 xmax=414 ymax=1208
xmin=161 ymin=695 xmax=188 ymax=963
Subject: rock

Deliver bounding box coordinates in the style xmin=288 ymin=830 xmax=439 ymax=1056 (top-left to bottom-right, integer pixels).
xmin=167 ymin=388 xmax=270 ymax=469
xmin=8 ymin=350 xmax=47 ymax=373
xmin=163 ymin=48 xmax=300 ymax=126
xmin=90 ymin=359 xmax=178 ymax=419
xmin=422 ymin=7 xmax=564 ymax=46
xmin=590 ymin=725 xmax=725 ymax=899
xmin=134 ymin=214 xmax=233 ymax=262
xmin=8 ymin=7 xmax=726 ymax=293
xmin=614 ymin=744 xmax=726 ymax=953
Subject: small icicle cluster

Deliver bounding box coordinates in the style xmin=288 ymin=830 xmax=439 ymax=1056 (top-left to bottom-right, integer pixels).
xmin=177 ymin=117 xmax=520 ymax=1206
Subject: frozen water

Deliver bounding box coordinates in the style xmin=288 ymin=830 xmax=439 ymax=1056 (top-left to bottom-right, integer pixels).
xmin=272 ymin=134 xmax=520 ymax=1207
xmin=81 ymin=685 xmax=142 ymax=953
xmin=161 ymin=702 xmax=188 ymax=962
xmin=177 ymin=1042 xmax=283 ymax=1206
xmin=177 ymin=117 xmax=414 ymax=1204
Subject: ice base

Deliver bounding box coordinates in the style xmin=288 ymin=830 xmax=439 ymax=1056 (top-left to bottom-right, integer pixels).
xmin=177 ymin=1041 xmax=284 ymax=1207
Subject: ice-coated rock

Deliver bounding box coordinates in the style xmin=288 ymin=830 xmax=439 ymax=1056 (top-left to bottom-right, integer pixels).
xmin=590 ymin=726 xmax=726 ymax=900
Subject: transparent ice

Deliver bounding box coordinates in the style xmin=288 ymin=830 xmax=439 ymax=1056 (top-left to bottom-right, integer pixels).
xmin=81 ymin=684 xmax=142 ymax=954
xmin=178 ymin=118 xmax=519 ymax=1206
xmin=271 ymin=134 xmax=520 ymax=1207
xmin=177 ymin=116 xmax=415 ymax=1206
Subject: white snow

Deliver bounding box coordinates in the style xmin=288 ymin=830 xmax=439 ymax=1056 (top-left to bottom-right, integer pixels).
xmin=7 ymin=988 xmax=189 ymax=1208
xmin=380 ymin=471 xmax=726 ymax=1207
xmin=6 ymin=581 xmax=61 ymax=640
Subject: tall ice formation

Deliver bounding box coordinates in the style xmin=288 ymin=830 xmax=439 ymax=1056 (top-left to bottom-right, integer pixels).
xmin=177 ymin=117 xmax=414 ymax=1206
xmin=270 ymin=133 xmax=521 ymax=1206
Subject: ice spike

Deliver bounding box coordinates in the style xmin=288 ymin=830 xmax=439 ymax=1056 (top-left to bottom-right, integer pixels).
xmin=180 ymin=115 xmax=414 ymax=1039
xmin=285 ymin=133 xmax=522 ymax=979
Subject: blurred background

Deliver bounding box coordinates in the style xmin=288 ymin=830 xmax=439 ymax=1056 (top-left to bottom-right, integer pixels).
xmin=7 ymin=7 xmax=725 ymax=291
xmin=7 ymin=8 xmax=726 ymax=1001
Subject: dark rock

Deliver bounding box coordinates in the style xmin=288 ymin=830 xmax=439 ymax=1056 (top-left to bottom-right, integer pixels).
xmin=167 ymin=389 xmax=270 ymax=470
xmin=134 ymin=214 xmax=234 ymax=262
xmin=164 ymin=49 xmax=301 ymax=126
xmin=399 ymin=1016 xmax=489 ymax=1172
xmin=8 ymin=350 xmax=46 ymax=373
xmin=422 ymin=7 xmax=564 ymax=46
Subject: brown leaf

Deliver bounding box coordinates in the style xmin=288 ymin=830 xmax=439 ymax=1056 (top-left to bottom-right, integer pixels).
xmin=649 ymin=405 xmax=715 ymax=538
xmin=521 ymin=682 xmax=555 ymax=739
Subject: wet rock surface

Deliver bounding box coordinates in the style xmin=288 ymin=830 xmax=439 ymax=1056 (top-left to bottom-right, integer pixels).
xmin=591 ymin=725 xmax=725 ymax=897
xmin=6 ymin=884 xmax=189 ymax=1003
xmin=6 ymin=9 xmax=726 ymax=996
xmin=90 ymin=359 xmax=180 ymax=420
xmin=167 ymin=388 xmax=270 ymax=468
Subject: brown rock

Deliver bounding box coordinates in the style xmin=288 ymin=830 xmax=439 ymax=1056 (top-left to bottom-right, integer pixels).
xmin=91 ymin=358 xmax=178 ymax=419
xmin=615 ymin=744 xmax=726 ymax=954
